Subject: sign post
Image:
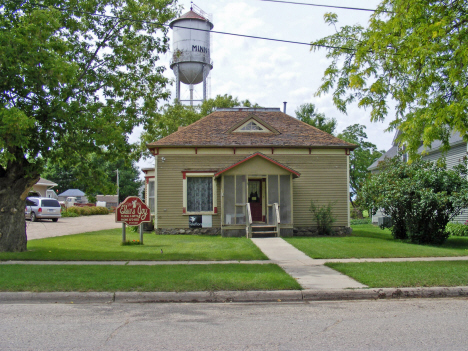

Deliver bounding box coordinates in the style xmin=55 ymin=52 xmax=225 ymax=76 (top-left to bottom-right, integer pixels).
xmin=115 ymin=196 xmax=151 ymax=244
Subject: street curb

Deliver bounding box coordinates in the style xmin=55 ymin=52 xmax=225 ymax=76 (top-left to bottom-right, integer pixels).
xmin=302 ymin=286 xmax=468 ymax=301
xmin=0 ymin=292 xmax=114 ymax=304
xmin=114 ymin=290 xmax=302 ymax=303
xmin=1 ymin=287 xmax=468 ymax=304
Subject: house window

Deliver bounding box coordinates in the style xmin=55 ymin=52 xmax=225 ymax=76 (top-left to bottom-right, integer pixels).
xmin=183 ymin=173 xmax=217 ymax=214
xmin=148 ymin=180 xmax=155 ymax=214
xmin=240 ymin=121 xmax=263 ymax=131
xmin=187 ymin=177 xmax=213 ymax=212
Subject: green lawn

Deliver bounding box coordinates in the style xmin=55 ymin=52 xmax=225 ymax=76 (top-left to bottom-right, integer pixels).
xmin=0 ymin=230 xmax=267 ymax=261
xmin=326 ymin=261 xmax=468 ymax=288
xmin=284 ymin=224 xmax=468 ymax=259
xmin=0 ymin=264 xmax=301 ymax=292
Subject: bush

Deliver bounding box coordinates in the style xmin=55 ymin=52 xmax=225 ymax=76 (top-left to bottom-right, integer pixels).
xmin=61 ymin=211 xmax=80 ymax=218
xmin=310 ymin=201 xmax=336 ymax=235
xmin=362 ymin=157 xmax=468 ymax=245
xmin=65 ymin=206 xmax=109 ymax=216
xmin=445 ymin=222 xmax=468 ymax=237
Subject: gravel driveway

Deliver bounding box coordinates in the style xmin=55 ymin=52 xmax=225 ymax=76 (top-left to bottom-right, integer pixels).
xmin=25 ymin=214 xmax=122 ymax=240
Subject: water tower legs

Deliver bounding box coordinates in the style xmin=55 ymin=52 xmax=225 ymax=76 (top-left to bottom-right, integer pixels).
xmin=202 ymin=64 xmax=209 ymax=102
xmin=174 ymin=65 xmax=181 ymax=103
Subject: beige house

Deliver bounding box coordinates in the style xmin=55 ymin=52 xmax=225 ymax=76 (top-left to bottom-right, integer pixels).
xmin=32 ymin=178 xmax=58 ymax=198
xmin=144 ymin=108 xmax=356 ymax=237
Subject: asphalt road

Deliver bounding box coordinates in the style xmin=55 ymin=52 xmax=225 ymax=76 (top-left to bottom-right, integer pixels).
xmin=1 ymin=299 xmax=467 ymax=350
xmin=25 ymin=214 xmax=121 ymax=240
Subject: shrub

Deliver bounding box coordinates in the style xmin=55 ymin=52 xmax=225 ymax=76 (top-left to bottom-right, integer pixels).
xmin=63 ymin=206 xmax=109 ymax=216
xmin=310 ymin=200 xmax=336 ymax=235
xmin=362 ymin=157 xmax=468 ymax=245
xmin=445 ymin=222 xmax=468 ymax=237
xmin=61 ymin=211 xmax=79 ymax=218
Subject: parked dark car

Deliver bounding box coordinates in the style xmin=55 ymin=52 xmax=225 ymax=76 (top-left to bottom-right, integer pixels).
xmin=25 ymin=197 xmax=61 ymax=222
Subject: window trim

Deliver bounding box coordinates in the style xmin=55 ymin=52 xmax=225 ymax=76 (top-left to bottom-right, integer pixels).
xmin=182 ymin=172 xmax=218 ymax=215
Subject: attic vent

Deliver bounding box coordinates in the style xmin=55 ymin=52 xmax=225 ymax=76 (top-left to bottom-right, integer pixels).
xmin=240 ymin=121 xmax=263 ymax=131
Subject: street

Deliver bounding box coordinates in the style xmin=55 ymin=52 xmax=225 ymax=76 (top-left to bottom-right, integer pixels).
xmin=1 ymin=299 xmax=467 ymax=350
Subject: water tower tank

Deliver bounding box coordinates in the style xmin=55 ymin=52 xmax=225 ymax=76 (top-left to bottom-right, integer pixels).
xmin=169 ymin=7 xmax=213 ymax=103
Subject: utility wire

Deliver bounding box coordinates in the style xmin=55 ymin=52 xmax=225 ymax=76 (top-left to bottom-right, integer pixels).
xmin=259 ymin=0 xmax=385 ymax=13
xmin=14 ymin=1 xmax=357 ymax=51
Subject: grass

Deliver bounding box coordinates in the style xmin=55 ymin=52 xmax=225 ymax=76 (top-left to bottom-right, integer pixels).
xmin=0 ymin=264 xmax=301 ymax=292
xmin=284 ymin=224 xmax=468 ymax=259
xmin=326 ymin=261 xmax=468 ymax=288
xmin=0 ymin=229 xmax=267 ymax=261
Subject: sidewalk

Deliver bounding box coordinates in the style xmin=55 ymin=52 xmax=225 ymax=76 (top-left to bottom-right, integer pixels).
xmin=251 ymin=238 xmax=367 ymax=289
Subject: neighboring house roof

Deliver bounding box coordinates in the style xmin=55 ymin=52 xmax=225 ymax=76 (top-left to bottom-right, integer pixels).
xmin=368 ymin=132 xmax=466 ymax=171
xmin=58 ymin=189 xmax=86 ymax=197
xmin=35 ymin=177 xmax=58 ymax=187
xmin=214 ymin=152 xmax=301 ymax=179
xmin=368 ymin=145 xmax=399 ymax=171
xmin=96 ymin=195 xmax=118 ymax=203
xmin=148 ymin=109 xmax=356 ymax=149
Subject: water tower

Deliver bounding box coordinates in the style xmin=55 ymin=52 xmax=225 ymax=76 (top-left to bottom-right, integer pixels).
xmin=169 ymin=4 xmax=213 ymax=105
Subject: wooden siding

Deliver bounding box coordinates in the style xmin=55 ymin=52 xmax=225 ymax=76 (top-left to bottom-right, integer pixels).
xmin=423 ymin=143 xmax=468 ymax=223
xmin=156 ymin=153 xmax=349 ymax=229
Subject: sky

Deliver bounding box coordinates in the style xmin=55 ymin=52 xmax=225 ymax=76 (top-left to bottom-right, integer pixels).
xmin=135 ymin=0 xmax=394 ymax=171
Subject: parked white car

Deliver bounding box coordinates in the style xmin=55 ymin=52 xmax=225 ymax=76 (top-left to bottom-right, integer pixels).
xmin=25 ymin=197 xmax=62 ymax=222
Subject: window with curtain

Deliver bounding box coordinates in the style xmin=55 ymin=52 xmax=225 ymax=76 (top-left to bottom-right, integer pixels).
xmin=187 ymin=177 xmax=213 ymax=212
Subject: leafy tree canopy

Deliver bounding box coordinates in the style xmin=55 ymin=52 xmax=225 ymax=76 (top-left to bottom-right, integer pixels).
xmin=337 ymin=124 xmax=384 ymax=208
xmin=312 ymin=0 xmax=468 ymax=157
xmin=42 ymin=155 xmax=142 ymax=203
xmin=138 ymin=94 xmax=259 ymax=158
xmin=0 ymin=0 xmax=177 ymax=252
xmin=362 ymin=156 xmax=468 ymax=245
xmin=295 ymin=103 xmax=337 ymax=135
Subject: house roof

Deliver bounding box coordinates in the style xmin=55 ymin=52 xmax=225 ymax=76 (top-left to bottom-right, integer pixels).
xmin=148 ymin=110 xmax=357 ymax=150
xmin=368 ymin=132 xmax=466 ymax=171
xmin=58 ymin=189 xmax=86 ymax=197
xmin=214 ymin=152 xmax=301 ymax=178
xmin=35 ymin=177 xmax=58 ymax=187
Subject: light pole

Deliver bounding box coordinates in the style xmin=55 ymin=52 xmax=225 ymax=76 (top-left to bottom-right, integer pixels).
xmin=116 ymin=169 xmax=119 ymax=204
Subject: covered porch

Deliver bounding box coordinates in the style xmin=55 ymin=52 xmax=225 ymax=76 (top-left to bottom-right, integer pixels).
xmin=214 ymin=153 xmax=300 ymax=237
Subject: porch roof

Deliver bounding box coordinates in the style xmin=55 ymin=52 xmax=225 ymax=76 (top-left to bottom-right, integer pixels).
xmin=214 ymin=152 xmax=301 ymax=178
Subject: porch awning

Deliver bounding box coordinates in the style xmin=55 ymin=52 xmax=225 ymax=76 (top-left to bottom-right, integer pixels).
xmin=214 ymin=152 xmax=300 ymax=179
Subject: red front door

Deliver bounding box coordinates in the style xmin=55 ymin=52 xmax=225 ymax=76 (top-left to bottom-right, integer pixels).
xmin=248 ymin=180 xmax=263 ymax=222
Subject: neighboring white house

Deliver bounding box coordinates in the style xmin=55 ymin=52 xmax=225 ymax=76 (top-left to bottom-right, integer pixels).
xmin=32 ymin=178 xmax=58 ymax=198
xmin=368 ymin=132 xmax=468 ymax=224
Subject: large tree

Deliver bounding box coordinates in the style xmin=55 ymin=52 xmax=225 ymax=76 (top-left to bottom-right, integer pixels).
xmin=337 ymin=124 xmax=384 ymax=208
xmin=42 ymin=155 xmax=142 ymax=202
xmin=295 ymin=103 xmax=337 ymax=135
xmin=312 ymin=0 xmax=468 ymax=156
xmin=0 ymin=0 xmax=177 ymax=251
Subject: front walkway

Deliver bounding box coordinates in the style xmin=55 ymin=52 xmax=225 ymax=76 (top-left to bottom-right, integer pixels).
xmin=251 ymin=238 xmax=367 ymax=290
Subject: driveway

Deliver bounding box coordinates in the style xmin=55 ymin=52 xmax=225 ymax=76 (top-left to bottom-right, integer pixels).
xmin=25 ymin=214 xmax=122 ymax=240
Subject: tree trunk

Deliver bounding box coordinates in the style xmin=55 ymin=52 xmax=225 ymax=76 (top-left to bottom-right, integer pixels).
xmin=0 ymin=157 xmax=39 ymax=252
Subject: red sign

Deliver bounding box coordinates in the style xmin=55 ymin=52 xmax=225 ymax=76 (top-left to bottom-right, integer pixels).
xmin=115 ymin=196 xmax=151 ymax=226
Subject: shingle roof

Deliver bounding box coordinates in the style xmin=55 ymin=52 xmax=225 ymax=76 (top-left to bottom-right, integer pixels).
xmin=36 ymin=177 xmax=57 ymax=187
xmin=58 ymin=189 xmax=86 ymax=197
xmin=148 ymin=110 xmax=356 ymax=149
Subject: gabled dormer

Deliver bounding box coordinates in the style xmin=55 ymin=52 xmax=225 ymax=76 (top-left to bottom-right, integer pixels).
xmin=226 ymin=114 xmax=280 ymax=135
